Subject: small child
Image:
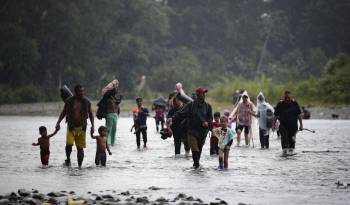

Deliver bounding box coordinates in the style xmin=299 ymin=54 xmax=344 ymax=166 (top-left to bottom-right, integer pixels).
xmin=212 ymin=116 xmax=236 ymax=170
xmin=91 ymin=126 xmax=112 ymax=166
xmin=210 ymin=112 xmax=221 ymax=155
xmin=32 ymin=126 xmax=59 ymax=167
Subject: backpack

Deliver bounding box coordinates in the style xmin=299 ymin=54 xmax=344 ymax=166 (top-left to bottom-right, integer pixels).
xmin=96 ymin=98 xmax=107 ymax=120
xmin=266 ymin=108 xmax=273 ymax=129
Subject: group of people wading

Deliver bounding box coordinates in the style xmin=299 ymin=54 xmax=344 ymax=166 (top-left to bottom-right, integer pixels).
xmin=33 ymin=81 xmax=303 ymax=170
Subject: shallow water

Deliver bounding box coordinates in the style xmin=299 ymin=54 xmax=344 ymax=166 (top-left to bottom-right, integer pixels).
xmin=0 ymin=116 xmax=349 ymax=204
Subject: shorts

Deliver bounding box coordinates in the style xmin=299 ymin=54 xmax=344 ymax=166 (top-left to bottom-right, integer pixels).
xmin=95 ymin=152 xmax=107 ymax=166
xmin=236 ymin=124 xmax=249 ymax=135
xmin=40 ymin=151 xmax=50 ymax=165
xmin=66 ymin=127 xmax=86 ymax=149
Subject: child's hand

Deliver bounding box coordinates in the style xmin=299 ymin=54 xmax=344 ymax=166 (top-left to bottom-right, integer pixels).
xmin=109 ymin=151 xmax=112 ymax=155
xmin=32 ymin=143 xmax=36 ymax=146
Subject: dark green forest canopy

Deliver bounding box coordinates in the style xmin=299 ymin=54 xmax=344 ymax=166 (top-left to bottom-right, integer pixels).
xmin=0 ymin=0 xmax=349 ymax=104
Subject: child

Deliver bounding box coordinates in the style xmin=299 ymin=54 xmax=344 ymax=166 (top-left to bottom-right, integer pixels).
xmin=132 ymin=97 xmax=149 ymax=150
xmin=91 ymin=126 xmax=112 ymax=166
xmin=210 ymin=112 xmax=221 ymax=155
xmin=212 ymin=116 xmax=236 ymax=170
xmin=32 ymin=126 xmax=59 ymax=167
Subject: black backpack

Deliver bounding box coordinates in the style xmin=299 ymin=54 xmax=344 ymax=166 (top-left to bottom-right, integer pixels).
xmin=266 ymin=108 xmax=273 ymax=129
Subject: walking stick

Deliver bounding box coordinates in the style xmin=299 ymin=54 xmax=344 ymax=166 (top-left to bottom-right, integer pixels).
xmin=300 ymin=128 xmax=316 ymax=133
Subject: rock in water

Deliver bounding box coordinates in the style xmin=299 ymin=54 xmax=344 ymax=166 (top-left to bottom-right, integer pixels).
xmin=32 ymin=194 xmax=45 ymax=200
xmin=102 ymin=194 xmax=114 ymax=199
xmin=120 ymin=191 xmax=130 ymax=196
xmin=47 ymin=192 xmax=60 ymax=197
xmin=18 ymin=189 xmax=30 ymax=197
xmin=148 ymin=186 xmax=161 ymax=190
xmin=136 ymin=196 xmax=149 ymax=204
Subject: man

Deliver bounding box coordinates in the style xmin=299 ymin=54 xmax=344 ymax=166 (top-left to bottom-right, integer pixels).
xmin=273 ymin=91 xmax=303 ymax=155
xmin=170 ymin=86 xmax=213 ymax=169
xmin=105 ymin=86 xmax=121 ymax=146
xmin=166 ymin=93 xmax=190 ymax=157
xmin=133 ymin=97 xmax=149 ymax=150
xmin=56 ymin=84 xmax=94 ymax=168
xmin=229 ymin=91 xmax=255 ymax=146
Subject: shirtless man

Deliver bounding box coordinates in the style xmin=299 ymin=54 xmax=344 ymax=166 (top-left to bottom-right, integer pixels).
xmin=56 ymin=84 xmax=94 ymax=168
xmin=91 ymin=126 xmax=112 ymax=166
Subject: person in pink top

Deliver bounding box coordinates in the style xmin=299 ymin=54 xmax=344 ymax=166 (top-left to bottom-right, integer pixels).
xmin=229 ymin=91 xmax=256 ymax=146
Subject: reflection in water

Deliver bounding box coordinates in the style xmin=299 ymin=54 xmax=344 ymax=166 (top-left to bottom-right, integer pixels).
xmin=0 ymin=116 xmax=349 ymax=204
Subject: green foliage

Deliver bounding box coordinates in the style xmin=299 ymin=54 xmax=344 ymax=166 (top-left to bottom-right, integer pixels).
xmin=0 ymin=0 xmax=349 ymax=104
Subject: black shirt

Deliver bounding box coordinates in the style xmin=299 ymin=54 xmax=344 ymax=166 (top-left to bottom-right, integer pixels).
xmin=274 ymin=100 xmax=301 ymax=131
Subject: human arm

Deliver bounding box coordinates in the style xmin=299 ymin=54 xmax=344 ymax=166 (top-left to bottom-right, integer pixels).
xmin=203 ymin=104 xmax=213 ymax=129
xmin=90 ymin=131 xmax=97 ymax=139
xmin=298 ymin=114 xmax=303 ymax=130
xmin=88 ymin=101 xmax=95 ymax=135
xmin=170 ymin=102 xmax=191 ymax=124
xmin=55 ymin=104 xmax=67 ymax=130
xmin=106 ymin=142 xmax=112 ymax=155
xmin=32 ymin=140 xmax=39 ymax=146
xmin=48 ymin=126 xmax=60 ymax=138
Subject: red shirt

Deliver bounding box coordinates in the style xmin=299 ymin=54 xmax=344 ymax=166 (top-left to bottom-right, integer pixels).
xmin=211 ymin=121 xmax=221 ymax=143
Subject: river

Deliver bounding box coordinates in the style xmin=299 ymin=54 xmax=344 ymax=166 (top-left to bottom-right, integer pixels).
xmin=0 ymin=116 xmax=349 ymax=204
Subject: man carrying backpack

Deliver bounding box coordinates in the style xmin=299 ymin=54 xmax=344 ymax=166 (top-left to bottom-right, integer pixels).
xmin=169 ymin=86 xmax=213 ymax=169
xmin=255 ymin=92 xmax=274 ymax=149
xmin=273 ymin=91 xmax=303 ymax=155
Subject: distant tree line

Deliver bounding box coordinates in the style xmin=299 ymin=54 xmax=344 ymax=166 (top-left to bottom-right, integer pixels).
xmin=0 ymin=0 xmax=349 ymax=104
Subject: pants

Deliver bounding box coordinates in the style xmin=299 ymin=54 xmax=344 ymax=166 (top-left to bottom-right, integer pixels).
xmin=95 ymin=152 xmax=107 ymax=166
xmin=173 ymin=131 xmax=190 ymax=155
xmin=106 ymin=113 xmax=118 ymax=145
xmin=136 ymin=127 xmax=147 ymax=148
xmin=155 ymin=117 xmax=164 ymax=131
xmin=40 ymin=151 xmax=50 ymax=165
xmin=210 ymin=142 xmax=219 ymax=155
xmin=259 ymin=128 xmax=270 ymax=148
xmin=279 ymin=125 xmax=297 ymax=149
xmin=188 ymin=134 xmax=206 ymax=168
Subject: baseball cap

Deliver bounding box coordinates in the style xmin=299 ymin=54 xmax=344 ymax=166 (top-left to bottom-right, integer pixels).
xmin=195 ymin=86 xmax=208 ymax=94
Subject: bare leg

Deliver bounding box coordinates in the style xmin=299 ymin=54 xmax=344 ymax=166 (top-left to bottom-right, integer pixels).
xmin=77 ymin=149 xmax=84 ymax=168
xmin=224 ymin=149 xmax=230 ymax=169
xmin=245 ymin=132 xmax=250 ymax=146
xmin=236 ymin=130 xmax=241 ymax=146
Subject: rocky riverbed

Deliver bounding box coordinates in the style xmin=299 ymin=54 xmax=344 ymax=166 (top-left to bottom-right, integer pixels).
xmin=0 ymin=189 xmax=231 ymax=205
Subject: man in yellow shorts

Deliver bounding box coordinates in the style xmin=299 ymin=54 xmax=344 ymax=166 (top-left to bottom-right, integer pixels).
xmin=56 ymin=84 xmax=95 ymax=168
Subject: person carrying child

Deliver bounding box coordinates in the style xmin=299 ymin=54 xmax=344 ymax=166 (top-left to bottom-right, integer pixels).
xmin=132 ymin=97 xmax=150 ymax=150
xmin=91 ymin=126 xmax=112 ymax=166
xmin=32 ymin=126 xmax=60 ymax=167
xmin=212 ymin=116 xmax=236 ymax=170
xmin=210 ymin=112 xmax=221 ymax=155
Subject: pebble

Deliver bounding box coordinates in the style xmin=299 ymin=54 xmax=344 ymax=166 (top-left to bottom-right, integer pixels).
xmin=31 ymin=190 xmax=39 ymax=194
xmin=120 ymin=191 xmax=130 ymax=196
xmin=102 ymin=194 xmax=114 ymax=199
xmin=177 ymin=193 xmax=187 ymax=199
xmin=47 ymin=192 xmax=60 ymax=197
xmin=32 ymin=194 xmax=45 ymax=200
xmin=155 ymin=197 xmax=168 ymax=202
xmin=148 ymin=186 xmax=161 ymax=191
xmin=24 ymin=197 xmax=39 ymax=205
xmin=0 ymin=199 xmax=10 ymax=204
xmin=46 ymin=197 xmax=58 ymax=204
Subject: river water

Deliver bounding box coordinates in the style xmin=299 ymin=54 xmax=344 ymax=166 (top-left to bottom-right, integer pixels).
xmin=0 ymin=116 xmax=349 ymax=204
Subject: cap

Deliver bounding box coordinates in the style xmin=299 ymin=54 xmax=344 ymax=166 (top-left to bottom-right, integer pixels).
xmin=195 ymin=86 xmax=208 ymax=94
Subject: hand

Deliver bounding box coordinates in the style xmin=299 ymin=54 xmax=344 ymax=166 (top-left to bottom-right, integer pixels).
xmin=299 ymin=124 xmax=303 ymax=131
xmin=32 ymin=143 xmax=36 ymax=146
xmin=109 ymin=151 xmax=112 ymax=155
xmin=55 ymin=123 xmax=60 ymax=130
xmin=90 ymin=126 xmax=94 ymax=135
xmin=202 ymin=121 xmax=209 ymax=128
